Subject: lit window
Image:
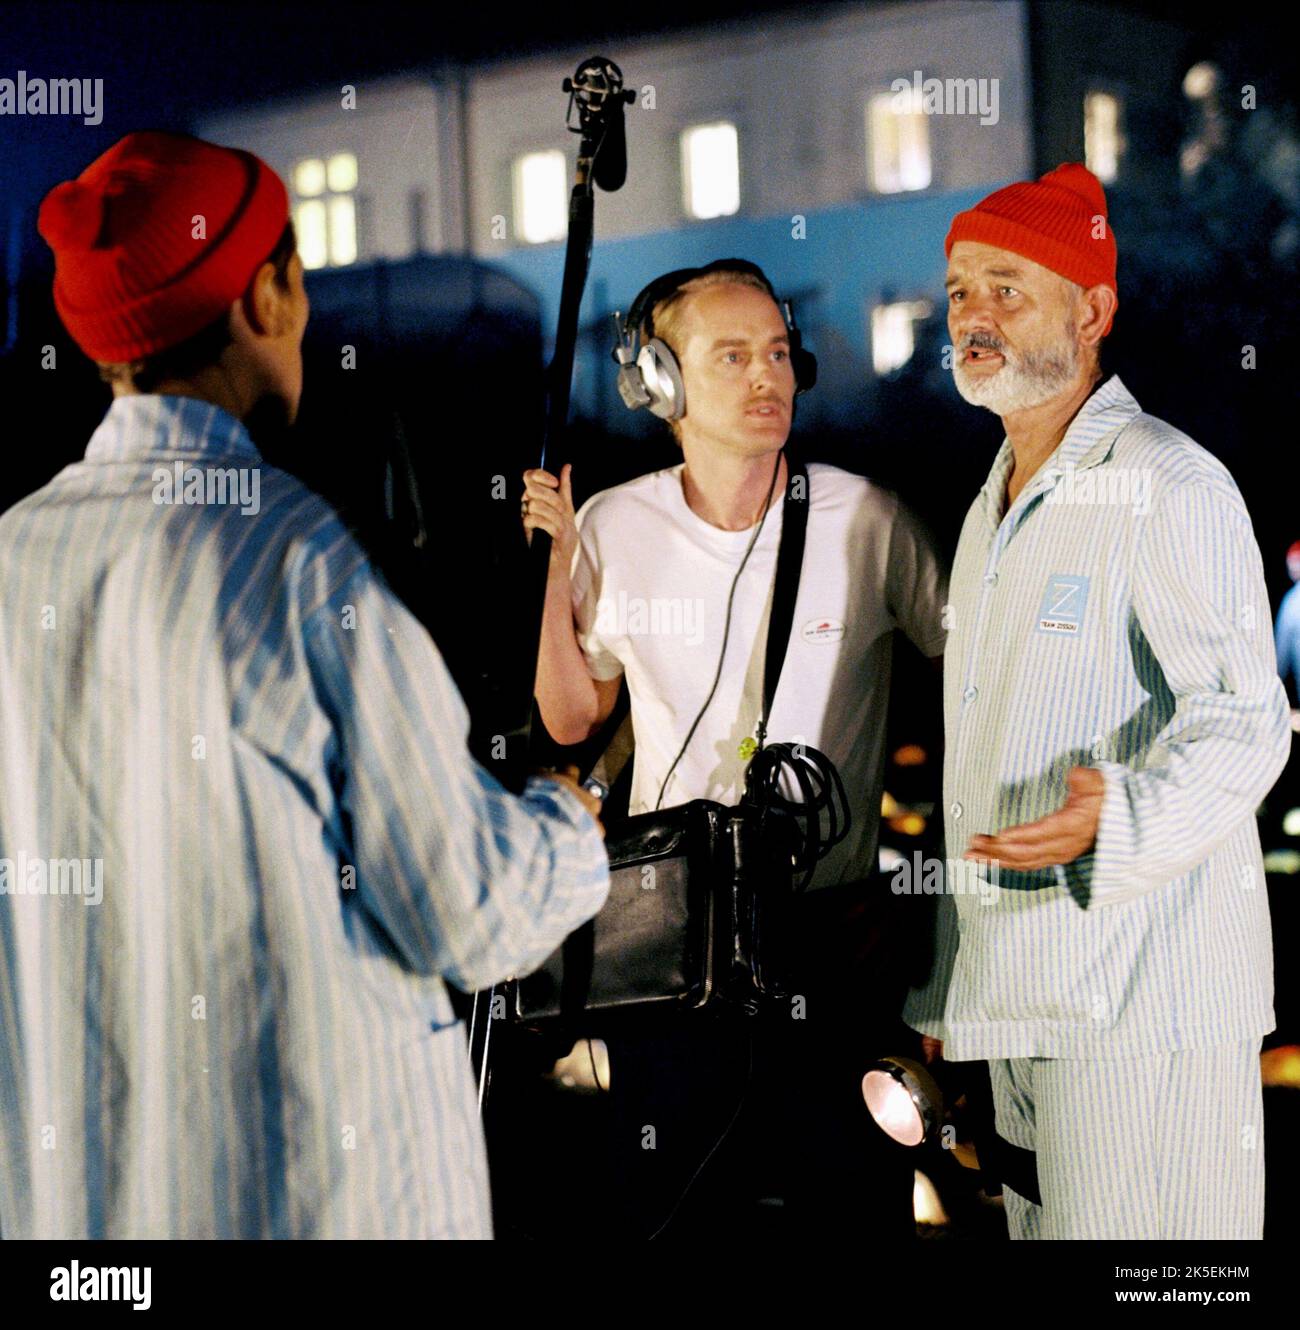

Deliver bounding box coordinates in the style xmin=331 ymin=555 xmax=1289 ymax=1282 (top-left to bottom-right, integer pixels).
xmin=326 ymin=151 xmax=358 ymax=193
xmin=293 ymin=158 xmax=326 ymax=197
xmin=292 ymin=153 xmax=359 ymax=267
xmin=871 ymin=299 xmax=932 ymax=375
xmin=328 ymin=196 xmax=357 ymax=266
xmin=1084 ymin=91 xmax=1123 ymax=185
xmin=681 ymin=122 xmax=740 ymax=219
xmin=295 ymin=199 xmax=328 ymax=270
xmin=867 ymin=91 xmax=931 ymax=194
xmin=513 ymin=150 xmax=567 ymax=245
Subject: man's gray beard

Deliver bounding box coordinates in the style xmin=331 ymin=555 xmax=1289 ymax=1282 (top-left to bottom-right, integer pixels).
xmin=952 ymin=332 xmax=1079 ymax=415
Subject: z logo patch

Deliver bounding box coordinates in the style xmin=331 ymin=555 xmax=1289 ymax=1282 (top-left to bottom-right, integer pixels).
xmin=1037 ymin=574 xmax=1090 ymax=635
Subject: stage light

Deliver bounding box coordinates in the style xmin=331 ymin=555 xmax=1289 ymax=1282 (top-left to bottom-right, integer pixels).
xmin=863 ymin=1056 xmax=944 ymax=1146
xmin=1282 ymin=807 xmax=1300 ymax=837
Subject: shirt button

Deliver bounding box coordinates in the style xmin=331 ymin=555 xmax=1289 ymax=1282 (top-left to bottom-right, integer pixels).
xmin=963 ymin=685 xmax=978 ymax=702
xmin=983 ymin=572 xmax=998 ymax=586
xmin=950 ymin=801 xmax=964 ymax=819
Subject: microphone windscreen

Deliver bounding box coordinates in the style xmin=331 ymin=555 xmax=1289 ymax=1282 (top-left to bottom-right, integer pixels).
xmin=593 ymin=101 xmax=627 ymax=193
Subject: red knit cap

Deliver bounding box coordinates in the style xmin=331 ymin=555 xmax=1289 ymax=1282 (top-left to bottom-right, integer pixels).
xmin=37 ymin=131 xmax=290 ymax=363
xmin=945 ymin=163 xmax=1118 ymax=334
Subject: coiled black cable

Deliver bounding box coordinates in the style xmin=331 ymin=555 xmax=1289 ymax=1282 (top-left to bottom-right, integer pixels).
xmin=741 ymin=740 xmax=851 ymax=891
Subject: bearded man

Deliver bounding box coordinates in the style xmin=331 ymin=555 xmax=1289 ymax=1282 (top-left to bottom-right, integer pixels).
xmin=903 ymin=163 xmax=1291 ymax=1240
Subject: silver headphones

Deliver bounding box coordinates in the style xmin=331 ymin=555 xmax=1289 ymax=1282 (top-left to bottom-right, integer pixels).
xmin=611 ymin=258 xmax=817 ymax=421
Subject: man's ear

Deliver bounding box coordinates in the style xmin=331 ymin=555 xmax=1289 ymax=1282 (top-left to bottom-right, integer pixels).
xmin=240 ymin=260 xmax=287 ymax=338
xmin=1078 ymin=283 xmax=1118 ymax=348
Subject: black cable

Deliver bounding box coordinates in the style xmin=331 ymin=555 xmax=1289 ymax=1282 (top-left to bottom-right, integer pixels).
xmin=654 ymin=449 xmax=784 ymax=812
xmin=742 ymin=740 xmax=851 ymax=891
xmin=585 ymin=1036 xmax=606 ymax=1092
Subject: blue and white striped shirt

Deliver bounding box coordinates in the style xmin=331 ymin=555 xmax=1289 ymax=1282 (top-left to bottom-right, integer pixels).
xmin=0 ymin=393 xmax=609 ymax=1238
xmin=903 ymin=376 xmax=1292 ymax=1060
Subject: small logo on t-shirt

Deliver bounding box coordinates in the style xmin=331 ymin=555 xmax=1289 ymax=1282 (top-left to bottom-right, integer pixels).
xmin=1036 ymin=574 xmax=1090 ymax=634
xmin=801 ymin=617 xmax=845 ymax=644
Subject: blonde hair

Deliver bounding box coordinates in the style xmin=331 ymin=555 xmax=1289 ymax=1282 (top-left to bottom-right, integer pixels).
xmin=646 ymin=268 xmax=775 ymax=443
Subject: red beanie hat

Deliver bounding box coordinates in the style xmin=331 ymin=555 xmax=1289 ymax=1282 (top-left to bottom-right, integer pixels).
xmin=37 ymin=131 xmax=290 ymax=363
xmin=945 ymin=162 xmax=1118 ymax=335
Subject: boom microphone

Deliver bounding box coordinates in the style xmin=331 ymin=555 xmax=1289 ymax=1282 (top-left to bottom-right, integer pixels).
xmin=593 ymin=95 xmax=627 ymax=193
xmin=563 ymin=56 xmax=633 ymax=193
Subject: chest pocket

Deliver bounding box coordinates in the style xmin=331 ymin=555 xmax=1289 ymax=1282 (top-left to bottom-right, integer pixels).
xmin=1036 ymin=573 xmax=1090 ymax=636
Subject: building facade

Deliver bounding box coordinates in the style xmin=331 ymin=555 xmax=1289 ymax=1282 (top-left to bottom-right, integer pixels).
xmin=197 ymin=0 xmax=1175 ymax=431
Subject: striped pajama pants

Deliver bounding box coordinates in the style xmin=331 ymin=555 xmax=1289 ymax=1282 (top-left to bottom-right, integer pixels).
xmin=989 ymin=1040 xmax=1265 ymax=1240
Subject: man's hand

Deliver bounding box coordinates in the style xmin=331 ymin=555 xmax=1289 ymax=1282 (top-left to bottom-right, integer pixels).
xmin=521 ymin=464 xmax=579 ymax=575
xmin=963 ymin=765 xmax=1104 ymax=871
xmin=536 ymin=764 xmax=605 ymax=839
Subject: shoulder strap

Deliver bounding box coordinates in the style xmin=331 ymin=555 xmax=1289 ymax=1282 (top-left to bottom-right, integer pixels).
xmin=758 ymin=454 xmax=809 ymax=745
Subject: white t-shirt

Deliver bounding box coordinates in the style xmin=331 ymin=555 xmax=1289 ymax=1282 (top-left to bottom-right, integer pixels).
xmin=570 ymin=460 xmax=949 ymax=889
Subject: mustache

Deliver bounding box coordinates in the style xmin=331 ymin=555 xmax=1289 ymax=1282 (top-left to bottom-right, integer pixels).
xmin=962 ymin=330 xmax=1006 ymax=354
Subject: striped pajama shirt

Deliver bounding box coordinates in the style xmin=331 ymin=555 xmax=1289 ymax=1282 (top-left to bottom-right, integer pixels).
xmin=903 ymin=375 xmax=1291 ymax=1237
xmin=0 ymin=393 xmax=610 ymax=1238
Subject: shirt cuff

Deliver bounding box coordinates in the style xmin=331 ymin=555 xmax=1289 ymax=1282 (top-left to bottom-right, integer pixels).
xmin=524 ymin=772 xmax=599 ymax=830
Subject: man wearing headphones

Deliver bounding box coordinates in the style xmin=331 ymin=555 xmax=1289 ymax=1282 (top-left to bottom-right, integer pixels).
xmin=521 ymin=259 xmax=948 ymax=1237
